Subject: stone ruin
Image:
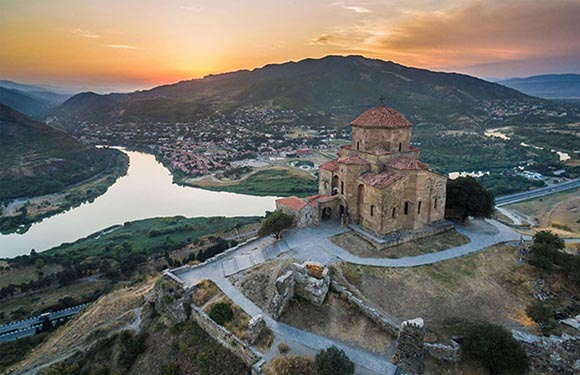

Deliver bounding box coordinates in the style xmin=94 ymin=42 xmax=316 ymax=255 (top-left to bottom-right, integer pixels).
xmin=246 ymin=314 xmax=266 ymax=345
xmin=395 ymin=318 xmax=426 ymax=375
xmin=269 ymin=261 xmax=330 ymax=319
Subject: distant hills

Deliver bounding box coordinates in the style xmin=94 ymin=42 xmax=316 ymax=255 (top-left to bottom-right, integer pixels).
xmin=51 ymin=55 xmax=542 ymax=131
xmin=499 ymin=74 xmax=580 ymax=100
xmin=0 ymin=80 xmax=71 ymax=118
xmin=0 ymin=104 xmax=124 ymax=201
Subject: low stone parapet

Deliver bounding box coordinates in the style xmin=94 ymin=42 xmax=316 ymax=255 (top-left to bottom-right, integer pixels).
xmin=423 ymin=340 xmax=461 ymax=362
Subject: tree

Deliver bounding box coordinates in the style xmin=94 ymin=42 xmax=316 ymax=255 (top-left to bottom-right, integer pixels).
xmin=258 ymin=210 xmax=294 ymax=240
xmin=208 ymin=302 xmax=233 ymax=325
xmin=315 ymin=346 xmax=355 ymax=375
xmin=445 ymin=176 xmax=494 ymax=222
xmin=463 ymin=323 xmax=529 ymax=375
xmin=265 ymin=355 xmax=316 ymax=375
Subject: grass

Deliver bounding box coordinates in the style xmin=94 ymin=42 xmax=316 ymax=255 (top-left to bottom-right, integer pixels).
xmin=330 ymin=229 xmax=470 ymax=258
xmin=42 ymin=216 xmax=260 ymax=261
xmin=186 ymin=167 xmax=317 ymax=197
xmin=0 ymin=263 xmax=62 ymax=288
xmin=336 ymin=244 xmax=539 ymax=341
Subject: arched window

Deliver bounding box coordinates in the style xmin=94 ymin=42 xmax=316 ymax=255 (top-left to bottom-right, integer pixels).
xmin=404 ymin=201 xmax=409 ymax=215
xmin=340 ymin=181 xmax=344 ymax=195
xmin=418 ymin=201 xmax=422 ymax=214
xmin=370 ymin=205 xmax=375 ymax=217
xmin=392 ymin=207 xmax=396 ymax=218
xmin=398 ymin=142 xmax=402 ymax=152
xmin=324 ymin=181 xmax=329 ymax=193
xmin=434 ymin=198 xmax=438 ymax=209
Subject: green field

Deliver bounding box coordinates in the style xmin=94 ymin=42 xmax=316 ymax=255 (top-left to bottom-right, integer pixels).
xmin=187 ymin=169 xmax=318 ymax=197
xmin=44 ymin=216 xmax=261 ymax=261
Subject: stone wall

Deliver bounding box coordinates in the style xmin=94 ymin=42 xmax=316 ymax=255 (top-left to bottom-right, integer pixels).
xmin=330 ymin=280 xmax=400 ymax=336
xmin=189 ymin=303 xmax=262 ymax=367
xmin=153 ymin=281 xmax=191 ymax=325
xmin=423 ymin=340 xmax=462 ymax=362
xmin=269 ymin=262 xmax=331 ymax=319
xmin=395 ymin=318 xmax=426 ymax=375
xmin=513 ymin=330 xmax=580 ymax=374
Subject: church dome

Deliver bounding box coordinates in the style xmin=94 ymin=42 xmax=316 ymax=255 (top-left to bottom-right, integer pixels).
xmin=351 ymin=105 xmax=412 ymax=128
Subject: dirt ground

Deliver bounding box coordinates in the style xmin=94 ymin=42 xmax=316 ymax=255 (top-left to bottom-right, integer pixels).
xmin=330 ymin=229 xmax=470 ymax=258
xmin=507 ymin=187 xmax=580 ymax=238
xmin=336 ymin=244 xmax=540 ymax=341
xmin=280 ymin=292 xmax=395 ymax=355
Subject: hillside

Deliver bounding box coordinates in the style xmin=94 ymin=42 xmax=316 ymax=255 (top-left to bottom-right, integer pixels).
xmin=0 ymin=104 xmax=126 ymax=202
xmin=0 ymin=81 xmax=70 ymax=118
xmin=52 ymin=55 xmax=541 ymax=130
xmin=499 ymin=74 xmax=580 ymax=99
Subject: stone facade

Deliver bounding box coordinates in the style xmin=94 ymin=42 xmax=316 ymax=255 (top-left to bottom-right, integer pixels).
xmin=395 ymin=318 xmax=426 ymax=375
xmin=315 ymin=105 xmax=447 ymax=239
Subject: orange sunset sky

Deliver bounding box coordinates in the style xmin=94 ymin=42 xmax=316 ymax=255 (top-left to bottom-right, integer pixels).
xmin=1 ymin=0 xmax=579 ymax=92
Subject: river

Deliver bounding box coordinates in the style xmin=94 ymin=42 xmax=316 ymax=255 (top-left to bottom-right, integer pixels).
xmin=0 ymin=150 xmax=277 ymax=258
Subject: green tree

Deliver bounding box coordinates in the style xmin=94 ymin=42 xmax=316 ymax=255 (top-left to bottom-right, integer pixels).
xmin=445 ymin=176 xmax=495 ymax=222
xmin=463 ymin=323 xmax=529 ymax=375
xmin=315 ymin=346 xmax=355 ymax=375
xmin=208 ymin=302 xmax=233 ymax=325
xmin=258 ymin=210 xmax=294 ymax=240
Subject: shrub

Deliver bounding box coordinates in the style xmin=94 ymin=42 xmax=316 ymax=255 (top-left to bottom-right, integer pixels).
xmin=278 ymin=342 xmax=290 ymax=354
xmin=463 ymin=323 xmax=529 ymax=375
xmin=315 ymin=346 xmax=355 ymax=375
xmin=160 ymin=363 xmax=180 ymax=375
xmin=526 ymin=301 xmax=555 ymax=332
xmin=265 ymin=355 xmax=316 ymax=375
xmin=208 ymin=302 xmax=233 ymax=325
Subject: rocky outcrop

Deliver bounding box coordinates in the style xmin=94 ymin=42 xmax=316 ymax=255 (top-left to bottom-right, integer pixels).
xmin=395 ymin=318 xmax=425 ymax=375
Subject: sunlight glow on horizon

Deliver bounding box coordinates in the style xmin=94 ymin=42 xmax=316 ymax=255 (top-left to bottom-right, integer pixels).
xmin=1 ymin=0 xmax=579 ymax=91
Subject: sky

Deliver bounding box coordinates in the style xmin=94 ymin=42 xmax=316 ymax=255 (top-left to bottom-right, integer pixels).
xmin=1 ymin=0 xmax=579 ymax=92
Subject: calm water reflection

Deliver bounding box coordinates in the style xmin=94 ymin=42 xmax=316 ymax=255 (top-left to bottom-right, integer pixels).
xmin=0 ymin=150 xmax=277 ymax=258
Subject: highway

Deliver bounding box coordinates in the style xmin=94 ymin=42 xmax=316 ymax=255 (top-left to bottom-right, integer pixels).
xmin=495 ymin=178 xmax=579 ymax=207
xmin=0 ymin=304 xmax=87 ymax=343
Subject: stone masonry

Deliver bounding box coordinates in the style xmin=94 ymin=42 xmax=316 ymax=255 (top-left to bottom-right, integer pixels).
xmin=269 ymin=262 xmax=330 ymax=319
xmin=246 ymin=314 xmax=266 ymax=345
xmin=395 ymin=318 xmax=426 ymax=375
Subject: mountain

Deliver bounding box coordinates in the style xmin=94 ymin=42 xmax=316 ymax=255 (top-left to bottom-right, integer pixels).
xmin=52 ymin=55 xmax=541 ymax=130
xmin=0 ymin=80 xmax=71 ymax=118
xmin=499 ymin=74 xmax=580 ymax=99
xmin=0 ymin=104 xmax=124 ymax=202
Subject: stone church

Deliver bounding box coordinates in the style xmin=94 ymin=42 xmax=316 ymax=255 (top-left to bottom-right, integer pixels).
xmin=276 ymin=105 xmax=447 ymax=241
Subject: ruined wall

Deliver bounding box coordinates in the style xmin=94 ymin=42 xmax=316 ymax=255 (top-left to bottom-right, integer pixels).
xmin=423 ymin=341 xmax=462 ymax=362
xmin=189 ymin=303 xmax=262 ymax=367
xmin=395 ymin=318 xmax=426 ymax=375
xmin=269 ymin=270 xmax=295 ymax=320
xmin=513 ymin=330 xmax=580 ymax=374
xmin=330 ymin=281 xmax=399 ymax=336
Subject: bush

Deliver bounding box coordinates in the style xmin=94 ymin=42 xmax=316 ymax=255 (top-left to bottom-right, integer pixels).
xmin=265 ymin=355 xmax=316 ymax=375
xmin=208 ymin=302 xmax=233 ymax=325
xmin=160 ymin=363 xmax=180 ymax=375
xmin=278 ymin=342 xmax=290 ymax=354
xmin=463 ymin=323 xmax=529 ymax=375
xmin=315 ymin=346 xmax=355 ymax=375
xmin=526 ymin=301 xmax=555 ymax=332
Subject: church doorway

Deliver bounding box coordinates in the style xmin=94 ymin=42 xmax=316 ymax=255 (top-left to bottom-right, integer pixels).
xmin=322 ymin=207 xmax=332 ymax=221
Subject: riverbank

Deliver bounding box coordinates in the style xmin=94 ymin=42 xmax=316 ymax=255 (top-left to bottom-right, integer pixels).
xmin=0 ymin=151 xmax=129 ymax=235
xmin=180 ymin=166 xmax=318 ymax=197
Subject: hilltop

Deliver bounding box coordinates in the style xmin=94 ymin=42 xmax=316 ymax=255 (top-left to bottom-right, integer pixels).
xmin=0 ymin=104 xmax=127 ymax=202
xmin=52 ymin=55 xmax=542 ymax=129
xmin=499 ymin=74 xmax=580 ymax=100
xmin=0 ymin=81 xmax=70 ymax=118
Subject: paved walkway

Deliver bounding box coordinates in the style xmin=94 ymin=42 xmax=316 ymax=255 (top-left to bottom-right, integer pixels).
xmin=172 ymin=218 xmax=523 ymax=374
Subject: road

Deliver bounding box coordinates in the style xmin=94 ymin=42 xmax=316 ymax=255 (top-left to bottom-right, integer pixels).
xmin=0 ymin=304 xmax=87 ymax=343
xmin=495 ymin=178 xmax=579 ymax=207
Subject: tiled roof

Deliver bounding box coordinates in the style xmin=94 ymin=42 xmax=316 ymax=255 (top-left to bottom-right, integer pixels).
xmin=319 ymin=159 xmax=339 ymax=172
xmin=338 ymin=155 xmax=369 ymax=165
xmin=387 ymin=157 xmax=429 ymax=170
xmin=351 ymin=105 xmax=412 ymax=129
xmin=359 ymin=171 xmax=404 ymax=188
xmin=276 ymin=196 xmax=307 ymax=211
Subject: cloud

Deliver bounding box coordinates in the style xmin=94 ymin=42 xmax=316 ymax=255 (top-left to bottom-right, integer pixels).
xmin=178 ymin=5 xmax=204 ymax=12
xmin=312 ymin=0 xmax=580 ymax=70
xmin=105 ymin=44 xmax=144 ymax=50
xmin=70 ymin=28 xmax=100 ymax=39
xmin=332 ymin=1 xmax=373 ymax=14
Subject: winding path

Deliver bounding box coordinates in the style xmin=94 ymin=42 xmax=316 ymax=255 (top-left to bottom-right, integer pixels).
xmin=171 ymin=219 xmax=523 ymax=374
